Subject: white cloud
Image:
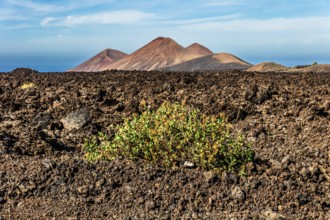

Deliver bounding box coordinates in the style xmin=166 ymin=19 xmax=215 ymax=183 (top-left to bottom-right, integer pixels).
xmin=179 ymin=16 xmax=330 ymax=32
xmin=172 ymin=15 xmax=330 ymax=60
xmin=42 ymin=10 xmax=154 ymax=26
xmin=40 ymin=17 xmax=60 ymax=26
xmin=6 ymin=0 xmax=64 ymax=12
xmin=5 ymin=0 xmax=113 ymax=13
xmin=0 ymin=24 xmax=30 ymax=30
xmin=0 ymin=9 xmax=25 ymax=20
xmin=161 ymin=14 xmax=240 ymax=25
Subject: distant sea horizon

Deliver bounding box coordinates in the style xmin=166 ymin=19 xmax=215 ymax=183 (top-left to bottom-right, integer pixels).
xmin=0 ymin=65 xmax=71 ymax=73
xmin=0 ymin=58 xmax=328 ymax=73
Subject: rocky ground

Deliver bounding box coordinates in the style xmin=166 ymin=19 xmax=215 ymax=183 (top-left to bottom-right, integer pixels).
xmin=0 ymin=68 xmax=329 ymax=219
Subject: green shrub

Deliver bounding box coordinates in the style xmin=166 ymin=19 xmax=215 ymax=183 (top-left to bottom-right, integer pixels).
xmin=84 ymin=101 xmax=254 ymax=174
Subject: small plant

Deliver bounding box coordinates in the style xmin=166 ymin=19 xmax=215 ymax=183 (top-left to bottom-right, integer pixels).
xmin=84 ymin=102 xmax=254 ymax=174
xmin=312 ymin=61 xmax=319 ymax=66
xmin=20 ymin=82 xmax=35 ymax=89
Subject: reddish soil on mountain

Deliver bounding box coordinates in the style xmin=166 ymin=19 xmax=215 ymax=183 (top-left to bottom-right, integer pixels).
xmin=102 ymin=37 xmax=213 ymax=71
xmin=68 ymin=49 xmax=128 ymax=72
xmin=0 ymin=68 xmax=329 ymax=219
xmin=161 ymin=53 xmax=252 ymax=72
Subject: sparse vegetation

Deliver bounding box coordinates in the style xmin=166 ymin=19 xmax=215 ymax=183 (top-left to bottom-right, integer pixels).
xmin=20 ymin=82 xmax=35 ymax=89
xmin=84 ymin=101 xmax=254 ymax=174
xmin=312 ymin=61 xmax=319 ymax=66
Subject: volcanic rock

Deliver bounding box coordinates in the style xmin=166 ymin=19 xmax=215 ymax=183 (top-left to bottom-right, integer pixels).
xmin=60 ymin=108 xmax=89 ymax=131
xmin=0 ymin=70 xmax=329 ymax=219
xmin=231 ymin=186 xmax=245 ymax=201
xmin=31 ymin=112 xmax=50 ymax=130
xmin=262 ymin=209 xmax=286 ymax=220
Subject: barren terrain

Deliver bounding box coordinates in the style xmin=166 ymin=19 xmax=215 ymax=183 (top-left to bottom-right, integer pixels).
xmin=0 ymin=68 xmax=329 ymax=219
xmin=160 ymin=53 xmax=251 ymax=72
xmin=69 ymin=37 xmax=216 ymax=72
xmin=106 ymin=37 xmax=213 ymax=71
xmin=68 ymin=49 xmax=128 ymax=72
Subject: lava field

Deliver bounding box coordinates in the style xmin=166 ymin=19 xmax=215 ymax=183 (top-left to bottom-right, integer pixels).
xmin=0 ymin=68 xmax=329 ymax=219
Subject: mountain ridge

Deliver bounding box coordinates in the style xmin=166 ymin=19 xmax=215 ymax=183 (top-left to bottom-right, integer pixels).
xmin=68 ymin=37 xmax=253 ymax=72
xmin=106 ymin=37 xmax=213 ymax=71
xmin=68 ymin=49 xmax=127 ymax=72
xmin=160 ymin=53 xmax=252 ymax=72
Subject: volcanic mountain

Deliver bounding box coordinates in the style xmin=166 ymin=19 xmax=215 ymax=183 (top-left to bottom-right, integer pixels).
xmin=68 ymin=49 xmax=128 ymax=72
xmin=180 ymin=43 xmax=213 ymax=62
xmin=246 ymin=62 xmax=288 ymax=72
xmin=160 ymin=53 xmax=252 ymax=72
xmin=105 ymin=37 xmax=213 ymax=71
xmin=68 ymin=37 xmax=253 ymax=72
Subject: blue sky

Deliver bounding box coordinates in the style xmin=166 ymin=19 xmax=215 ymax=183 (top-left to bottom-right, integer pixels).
xmin=1 ymin=0 xmax=330 ymax=71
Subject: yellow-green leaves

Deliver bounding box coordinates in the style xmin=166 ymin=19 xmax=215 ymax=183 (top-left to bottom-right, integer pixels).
xmin=20 ymin=82 xmax=35 ymax=89
xmin=84 ymin=101 xmax=254 ymax=174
